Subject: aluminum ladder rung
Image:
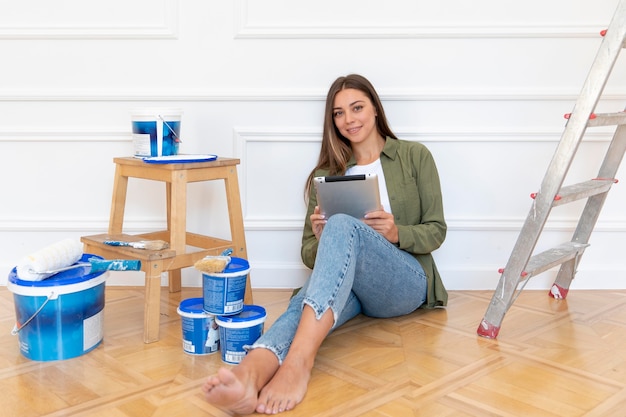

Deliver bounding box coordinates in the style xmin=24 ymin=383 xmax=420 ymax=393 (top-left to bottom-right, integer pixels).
xmin=525 ymin=242 xmax=590 ymax=279
xmin=587 ymin=112 xmax=626 ymax=127
xmin=551 ymin=179 xmax=616 ymax=206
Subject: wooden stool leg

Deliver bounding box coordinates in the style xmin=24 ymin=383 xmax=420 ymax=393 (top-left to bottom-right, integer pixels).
xmin=165 ymin=179 xmax=183 ymax=293
xmin=168 ymin=270 xmax=182 ymax=293
xmin=109 ymin=165 xmax=128 ymax=234
xmin=223 ymin=166 xmax=253 ymax=304
xmin=165 ymin=182 xmax=180 ymax=292
xmin=143 ymin=261 xmax=163 ymax=343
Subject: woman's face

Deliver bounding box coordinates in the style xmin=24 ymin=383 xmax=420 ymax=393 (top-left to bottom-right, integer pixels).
xmin=332 ymin=88 xmax=378 ymax=145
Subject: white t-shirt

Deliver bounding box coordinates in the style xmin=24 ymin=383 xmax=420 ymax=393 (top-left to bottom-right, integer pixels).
xmin=345 ymin=159 xmax=392 ymax=214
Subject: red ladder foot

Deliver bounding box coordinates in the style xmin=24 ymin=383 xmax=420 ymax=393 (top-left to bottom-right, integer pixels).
xmin=549 ymin=284 xmax=569 ymax=299
xmin=477 ymin=319 xmax=500 ymax=338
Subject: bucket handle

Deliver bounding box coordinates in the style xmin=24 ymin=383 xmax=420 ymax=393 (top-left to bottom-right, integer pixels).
xmin=158 ymin=115 xmax=182 ymax=143
xmin=11 ymin=292 xmax=54 ymax=335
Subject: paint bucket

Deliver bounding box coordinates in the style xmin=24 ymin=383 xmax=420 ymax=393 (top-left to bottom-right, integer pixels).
xmin=7 ymin=254 xmax=108 ymax=361
xmin=215 ymin=304 xmax=266 ymax=364
xmin=131 ymin=107 xmax=182 ymax=157
xmin=177 ymin=298 xmax=220 ymax=355
xmin=202 ymin=257 xmax=250 ymax=316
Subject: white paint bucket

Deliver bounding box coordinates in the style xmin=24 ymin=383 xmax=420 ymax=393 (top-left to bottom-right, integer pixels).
xmin=131 ymin=107 xmax=182 ymax=157
xmin=202 ymin=257 xmax=250 ymax=316
xmin=177 ymin=298 xmax=219 ymax=355
xmin=7 ymin=254 xmax=108 ymax=361
xmin=215 ymin=304 xmax=266 ymax=364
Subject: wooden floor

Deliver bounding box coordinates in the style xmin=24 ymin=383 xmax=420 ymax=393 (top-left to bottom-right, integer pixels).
xmin=2 ymin=286 xmax=626 ymax=417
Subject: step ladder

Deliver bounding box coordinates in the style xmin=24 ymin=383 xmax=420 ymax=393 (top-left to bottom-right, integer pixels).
xmin=477 ymin=0 xmax=626 ymax=339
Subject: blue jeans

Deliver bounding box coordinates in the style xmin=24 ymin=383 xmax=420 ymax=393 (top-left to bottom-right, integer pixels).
xmin=248 ymin=214 xmax=428 ymax=363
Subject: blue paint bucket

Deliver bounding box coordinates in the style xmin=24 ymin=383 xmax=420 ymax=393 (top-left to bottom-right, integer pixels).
xmin=177 ymin=298 xmax=220 ymax=355
xmin=131 ymin=107 xmax=182 ymax=157
xmin=7 ymin=254 xmax=107 ymax=361
xmin=215 ymin=304 xmax=266 ymax=364
xmin=202 ymin=257 xmax=250 ymax=316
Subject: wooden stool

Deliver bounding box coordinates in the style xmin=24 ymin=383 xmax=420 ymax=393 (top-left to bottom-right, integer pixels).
xmin=82 ymin=157 xmax=252 ymax=343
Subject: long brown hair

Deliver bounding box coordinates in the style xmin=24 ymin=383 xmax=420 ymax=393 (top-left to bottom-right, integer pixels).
xmin=304 ymin=74 xmax=397 ymax=198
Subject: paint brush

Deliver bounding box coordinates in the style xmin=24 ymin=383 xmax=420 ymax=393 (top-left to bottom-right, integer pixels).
xmin=103 ymin=240 xmax=170 ymax=250
xmin=194 ymin=248 xmax=233 ymax=273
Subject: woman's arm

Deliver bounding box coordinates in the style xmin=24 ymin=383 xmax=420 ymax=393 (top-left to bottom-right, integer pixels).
xmin=400 ymin=148 xmax=446 ymax=254
xmin=301 ymin=177 xmax=321 ymax=269
xmin=385 ymin=142 xmax=447 ymax=255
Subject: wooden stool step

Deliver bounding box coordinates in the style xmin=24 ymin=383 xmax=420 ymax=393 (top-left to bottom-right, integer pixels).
xmin=82 ymin=233 xmax=178 ymax=343
xmin=82 ymin=234 xmax=177 ymax=261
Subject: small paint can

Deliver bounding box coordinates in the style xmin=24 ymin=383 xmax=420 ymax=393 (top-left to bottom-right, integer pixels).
xmin=215 ymin=304 xmax=266 ymax=364
xmin=177 ymin=298 xmax=219 ymax=355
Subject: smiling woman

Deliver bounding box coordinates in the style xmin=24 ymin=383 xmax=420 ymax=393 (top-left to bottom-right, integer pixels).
xmin=3 ymin=1 xmax=626 ymax=415
xmin=201 ymin=74 xmax=448 ymax=415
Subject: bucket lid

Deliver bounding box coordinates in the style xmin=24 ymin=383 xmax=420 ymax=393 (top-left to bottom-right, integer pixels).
xmin=223 ymin=257 xmax=250 ymax=273
xmin=216 ymin=304 xmax=266 ymax=326
xmin=8 ymin=254 xmax=107 ymax=288
xmin=202 ymin=257 xmax=250 ymax=277
xmin=178 ymin=298 xmax=212 ymax=315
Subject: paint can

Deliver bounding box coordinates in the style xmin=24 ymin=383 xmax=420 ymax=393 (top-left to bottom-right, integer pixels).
xmin=7 ymin=254 xmax=107 ymax=361
xmin=202 ymin=257 xmax=250 ymax=316
xmin=215 ymin=304 xmax=266 ymax=364
xmin=177 ymin=298 xmax=219 ymax=355
xmin=131 ymin=107 xmax=182 ymax=157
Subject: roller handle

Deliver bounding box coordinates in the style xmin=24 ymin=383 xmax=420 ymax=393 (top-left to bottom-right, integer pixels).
xmin=88 ymin=258 xmax=142 ymax=272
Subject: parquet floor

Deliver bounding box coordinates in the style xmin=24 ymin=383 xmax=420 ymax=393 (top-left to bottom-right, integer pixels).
xmin=2 ymin=285 xmax=626 ymax=416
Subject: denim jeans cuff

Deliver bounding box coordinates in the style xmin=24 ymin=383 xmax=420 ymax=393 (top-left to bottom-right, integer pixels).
xmin=303 ymin=297 xmax=339 ymax=328
xmin=245 ymin=343 xmax=284 ymax=365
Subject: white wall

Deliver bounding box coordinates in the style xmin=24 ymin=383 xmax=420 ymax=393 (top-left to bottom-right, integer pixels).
xmin=1 ymin=0 xmax=625 ymax=291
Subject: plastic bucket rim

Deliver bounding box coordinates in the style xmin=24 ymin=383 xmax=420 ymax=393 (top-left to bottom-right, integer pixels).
xmin=178 ymin=297 xmax=215 ymax=319
xmin=201 ymin=257 xmax=250 ymax=276
xmin=216 ymin=305 xmax=267 ymax=328
xmin=7 ymin=272 xmax=107 ymax=298
xmin=202 ymin=267 xmax=250 ymax=279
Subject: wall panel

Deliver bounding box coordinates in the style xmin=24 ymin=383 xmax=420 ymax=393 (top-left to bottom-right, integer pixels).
xmin=1 ymin=0 xmax=624 ymax=291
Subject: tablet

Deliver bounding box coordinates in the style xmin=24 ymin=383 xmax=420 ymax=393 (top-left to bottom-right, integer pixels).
xmin=314 ymin=174 xmax=381 ymax=219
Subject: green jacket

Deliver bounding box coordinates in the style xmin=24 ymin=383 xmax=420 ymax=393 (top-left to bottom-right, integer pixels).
xmin=301 ymin=137 xmax=448 ymax=308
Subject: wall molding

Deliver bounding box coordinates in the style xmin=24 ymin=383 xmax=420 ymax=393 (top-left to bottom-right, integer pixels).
xmin=0 ymin=0 xmax=179 ymax=40
xmin=1 ymin=217 xmax=625 ymax=234
xmin=0 ymin=127 xmax=615 ymax=143
xmin=235 ymin=0 xmax=614 ymax=40
xmin=1 ymin=90 xmax=625 ymax=102
xmin=0 ymin=128 xmax=130 ymax=142
xmin=1 ymin=127 xmax=622 ymax=231
xmin=235 ymin=23 xmax=612 ymax=40
xmin=0 ymin=218 xmax=165 ymax=233
xmin=233 ymin=126 xmax=624 ymax=230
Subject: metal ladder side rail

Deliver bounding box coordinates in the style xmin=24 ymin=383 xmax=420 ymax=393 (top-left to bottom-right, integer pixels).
xmin=551 ymin=123 xmax=626 ymax=298
xmin=476 ymin=0 xmax=626 ymax=339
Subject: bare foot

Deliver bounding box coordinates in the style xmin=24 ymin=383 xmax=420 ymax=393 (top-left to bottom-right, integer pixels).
xmin=256 ymin=356 xmax=312 ymax=414
xmin=201 ymin=367 xmax=258 ymax=415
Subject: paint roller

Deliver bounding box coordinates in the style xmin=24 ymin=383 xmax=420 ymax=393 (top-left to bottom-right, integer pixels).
xmin=16 ymin=238 xmax=141 ymax=281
